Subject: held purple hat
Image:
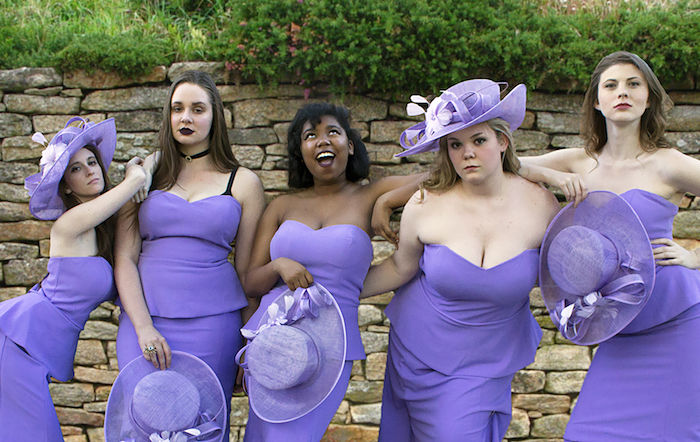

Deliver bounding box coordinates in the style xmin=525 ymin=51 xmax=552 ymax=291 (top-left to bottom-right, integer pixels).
xmin=104 ymin=351 xmax=226 ymax=442
xmin=540 ymin=191 xmax=655 ymax=345
xmin=236 ymin=283 xmax=346 ymax=423
xmin=24 ymin=116 xmax=116 ymax=220
xmin=396 ymin=79 xmax=526 ymax=157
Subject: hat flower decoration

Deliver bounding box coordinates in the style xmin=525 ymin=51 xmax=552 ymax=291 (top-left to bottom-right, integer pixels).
xmin=539 ymin=191 xmax=656 ymax=345
xmin=397 ymin=79 xmax=527 ymax=158
xmin=236 ymin=283 xmax=346 ymax=423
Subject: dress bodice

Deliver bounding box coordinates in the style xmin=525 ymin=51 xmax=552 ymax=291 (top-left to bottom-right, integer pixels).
xmin=0 ymin=257 xmax=115 ymax=381
xmin=619 ymin=189 xmax=700 ymax=332
xmin=248 ymin=220 xmax=374 ymax=360
xmin=385 ymin=244 xmax=542 ymax=377
xmin=134 ymin=190 xmax=247 ymax=318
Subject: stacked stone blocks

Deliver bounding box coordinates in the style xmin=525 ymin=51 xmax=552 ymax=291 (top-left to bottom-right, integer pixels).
xmin=1 ymin=64 xmax=698 ymax=442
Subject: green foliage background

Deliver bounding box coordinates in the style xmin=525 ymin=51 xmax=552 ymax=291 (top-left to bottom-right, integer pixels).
xmin=1 ymin=0 xmax=697 ymax=94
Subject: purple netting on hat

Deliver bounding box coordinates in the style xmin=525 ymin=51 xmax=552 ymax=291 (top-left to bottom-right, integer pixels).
xmin=540 ymin=191 xmax=655 ymax=345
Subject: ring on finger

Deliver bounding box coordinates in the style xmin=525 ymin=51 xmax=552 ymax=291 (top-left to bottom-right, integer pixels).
xmin=144 ymin=344 xmax=156 ymax=353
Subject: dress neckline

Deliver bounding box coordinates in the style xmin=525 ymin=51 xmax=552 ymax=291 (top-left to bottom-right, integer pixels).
xmin=152 ymin=189 xmax=241 ymax=207
xmin=425 ymin=243 xmax=538 ymax=271
xmin=281 ymin=219 xmax=372 ymax=241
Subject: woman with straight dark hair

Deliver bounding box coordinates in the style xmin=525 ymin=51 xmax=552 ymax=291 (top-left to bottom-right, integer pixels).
xmin=239 ymin=102 xmax=423 ymax=441
xmin=0 ymin=117 xmax=146 ymax=441
xmin=114 ymin=71 xmax=265 ymax=439
xmin=519 ymin=51 xmax=700 ymax=441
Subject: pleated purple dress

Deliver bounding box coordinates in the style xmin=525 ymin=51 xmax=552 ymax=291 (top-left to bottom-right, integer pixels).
xmin=0 ymin=257 xmax=116 ymax=441
xmin=116 ymin=171 xmax=248 ymax=441
xmin=379 ymin=244 xmax=542 ymax=442
xmin=565 ymin=189 xmax=700 ymax=441
xmin=242 ymin=220 xmax=373 ymax=442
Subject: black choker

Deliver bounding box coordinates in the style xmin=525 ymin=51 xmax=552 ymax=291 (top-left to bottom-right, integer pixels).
xmin=178 ymin=149 xmax=210 ymax=162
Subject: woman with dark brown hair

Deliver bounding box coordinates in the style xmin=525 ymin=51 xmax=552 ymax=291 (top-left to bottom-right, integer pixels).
xmin=114 ymin=71 xmax=265 ymax=440
xmin=0 ymin=117 xmax=146 ymax=441
xmin=519 ymin=51 xmax=700 ymax=440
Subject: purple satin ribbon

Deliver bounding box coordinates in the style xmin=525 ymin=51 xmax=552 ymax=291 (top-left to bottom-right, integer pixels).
xmin=126 ymin=401 xmax=222 ymax=442
xmin=557 ymin=273 xmax=647 ymax=341
xmin=235 ymin=283 xmax=334 ymax=370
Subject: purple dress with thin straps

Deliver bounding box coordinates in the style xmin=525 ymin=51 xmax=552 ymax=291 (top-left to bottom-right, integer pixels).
xmin=379 ymin=244 xmax=542 ymax=442
xmin=0 ymin=257 xmax=116 ymax=441
xmin=565 ymin=189 xmax=700 ymax=441
xmin=116 ymin=171 xmax=247 ymax=440
xmin=242 ymin=220 xmax=373 ymax=441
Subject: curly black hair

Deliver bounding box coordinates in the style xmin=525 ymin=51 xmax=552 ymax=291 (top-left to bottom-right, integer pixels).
xmin=287 ymin=102 xmax=369 ymax=188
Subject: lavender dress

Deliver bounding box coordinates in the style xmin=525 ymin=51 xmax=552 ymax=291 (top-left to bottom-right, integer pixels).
xmin=0 ymin=257 xmax=116 ymax=441
xmin=116 ymin=171 xmax=247 ymax=440
xmin=242 ymin=220 xmax=373 ymax=442
xmin=380 ymin=244 xmax=542 ymax=442
xmin=565 ymin=189 xmax=700 ymax=441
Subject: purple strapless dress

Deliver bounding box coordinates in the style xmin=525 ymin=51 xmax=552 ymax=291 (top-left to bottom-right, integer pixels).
xmin=0 ymin=257 xmax=116 ymax=441
xmin=379 ymin=244 xmax=542 ymax=442
xmin=242 ymin=220 xmax=373 ymax=442
xmin=565 ymin=189 xmax=700 ymax=441
xmin=116 ymin=189 xmax=248 ymax=441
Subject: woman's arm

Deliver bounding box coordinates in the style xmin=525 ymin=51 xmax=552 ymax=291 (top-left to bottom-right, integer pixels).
xmin=652 ymin=150 xmax=700 ymax=269
xmin=51 ymin=157 xmax=146 ymax=240
xmin=361 ymin=192 xmax=425 ymax=298
xmin=229 ymin=168 xmax=266 ymax=322
xmin=370 ymin=172 xmax=429 ymax=245
xmin=242 ymin=196 xmax=313 ymax=297
xmin=518 ymin=149 xmax=588 ymax=206
xmin=114 ymin=201 xmax=171 ymax=370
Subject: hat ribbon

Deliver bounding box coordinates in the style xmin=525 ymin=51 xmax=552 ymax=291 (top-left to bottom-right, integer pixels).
xmin=236 ymin=283 xmax=334 ymax=369
xmin=557 ymin=273 xmax=647 ymax=341
xmin=402 ymin=82 xmax=504 ymax=148
xmin=127 ymin=401 xmax=222 ymax=442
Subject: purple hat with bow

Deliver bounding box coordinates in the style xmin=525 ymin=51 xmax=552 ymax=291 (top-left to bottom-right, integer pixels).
xmin=236 ymin=283 xmax=346 ymax=423
xmin=397 ymin=79 xmax=526 ymax=157
xmin=104 ymin=351 xmax=226 ymax=442
xmin=540 ymin=191 xmax=655 ymax=345
xmin=24 ymin=116 xmax=116 ymax=220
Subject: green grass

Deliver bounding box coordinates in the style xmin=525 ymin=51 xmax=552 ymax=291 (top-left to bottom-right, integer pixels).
xmin=0 ymin=0 xmax=697 ymax=93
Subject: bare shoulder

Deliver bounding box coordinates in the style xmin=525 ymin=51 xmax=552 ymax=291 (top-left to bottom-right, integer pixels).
xmin=511 ymin=175 xmax=560 ymax=215
xmin=234 ymin=167 xmax=262 ymax=187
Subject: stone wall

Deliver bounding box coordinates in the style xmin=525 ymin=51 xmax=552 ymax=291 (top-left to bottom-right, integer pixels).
xmin=0 ymin=63 xmax=698 ymax=442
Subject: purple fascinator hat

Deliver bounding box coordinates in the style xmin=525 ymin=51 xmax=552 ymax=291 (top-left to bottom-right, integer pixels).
xmin=24 ymin=116 xmax=116 ymax=220
xmin=397 ymin=79 xmax=526 ymax=157
xmin=540 ymin=191 xmax=655 ymax=345
xmin=236 ymin=283 xmax=346 ymax=423
xmin=104 ymin=351 xmax=226 ymax=442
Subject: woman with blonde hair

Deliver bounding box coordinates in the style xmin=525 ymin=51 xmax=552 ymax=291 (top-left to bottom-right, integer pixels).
xmin=361 ymin=79 xmax=560 ymax=441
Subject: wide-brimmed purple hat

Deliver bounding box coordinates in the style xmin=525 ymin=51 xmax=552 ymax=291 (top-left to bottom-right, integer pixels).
xmin=396 ymin=79 xmax=526 ymax=157
xmin=540 ymin=191 xmax=655 ymax=345
xmin=104 ymin=351 xmax=226 ymax=442
xmin=24 ymin=116 xmax=116 ymax=220
xmin=236 ymin=283 xmax=346 ymax=423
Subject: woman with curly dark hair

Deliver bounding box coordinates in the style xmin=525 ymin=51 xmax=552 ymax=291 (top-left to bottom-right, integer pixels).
xmin=239 ymin=102 xmax=422 ymax=441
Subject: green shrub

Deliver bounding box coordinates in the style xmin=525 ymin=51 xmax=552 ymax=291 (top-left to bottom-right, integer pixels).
xmin=0 ymin=0 xmax=697 ymax=93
